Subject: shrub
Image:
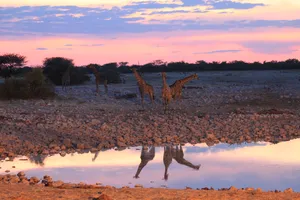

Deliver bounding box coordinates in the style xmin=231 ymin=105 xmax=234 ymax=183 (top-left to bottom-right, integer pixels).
xmin=71 ymin=67 xmax=90 ymax=85
xmin=0 ymin=68 xmax=55 ymax=100
xmin=106 ymin=70 xmax=121 ymax=84
xmin=86 ymin=63 xmax=121 ymax=84
xmin=43 ymin=57 xmax=90 ymax=85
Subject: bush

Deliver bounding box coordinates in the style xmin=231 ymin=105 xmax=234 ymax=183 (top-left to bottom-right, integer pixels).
xmin=86 ymin=63 xmax=121 ymax=84
xmin=0 ymin=68 xmax=55 ymax=100
xmin=71 ymin=67 xmax=90 ymax=85
xmin=43 ymin=57 xmax=90 ymax=85
xmin=106 ymin=70 xmax=121 ymax=84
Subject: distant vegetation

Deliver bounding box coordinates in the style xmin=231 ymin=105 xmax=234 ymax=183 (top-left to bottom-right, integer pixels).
xmin=0 ymin=68 xmax=55 ymax=100
xmin=1 ymin=53 xmax=300 ymax=81
xmin=43 ymin=57 xmax=90 ymax=86
xmin=0 ymin=53 xmax=299 ymax=100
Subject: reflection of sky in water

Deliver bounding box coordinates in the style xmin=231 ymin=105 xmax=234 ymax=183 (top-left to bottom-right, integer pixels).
xmin=1 ymin=139 xmax=300 ymax=191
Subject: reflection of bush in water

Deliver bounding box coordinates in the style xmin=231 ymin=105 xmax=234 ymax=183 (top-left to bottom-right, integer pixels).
xmin=184 ymin=142 xmax=267 ymax=153
xmin=28 ymin=154 xmax=47 ymax=166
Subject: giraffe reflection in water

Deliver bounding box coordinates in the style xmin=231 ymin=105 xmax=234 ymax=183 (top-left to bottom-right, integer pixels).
xmin=172 ymin=145 xmax=201 ymax=170
xmin=92 ymin=151 xmax=100 ymax=162
xmin=163 ymin=146 xmax=173 ymax=180
xmin=133 ymin=144 xmax=200 ymax=180
xmin=133 ymin=146 xmax=156 ymax=179
xmin=163 ymin=145 xmax=200 ymax=180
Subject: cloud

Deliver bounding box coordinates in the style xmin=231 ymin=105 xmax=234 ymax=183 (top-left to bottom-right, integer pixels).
xmin=91 ymin=44 xmax=104 ymax=46
xmin=123 ymin=1 xmax=180 ymax=9
xmin=64 ymin=44 xmax=104 ymax=47
xmin=56 ymin=47 xmax=72 ymax=50
xmin=0 ymin=2 xmax=299 ymax=37
xmin=242 ymin=41 xmax=300 ymax=54
xmin=211 ymin=1 xmax=265 ymax=10
xmin=36 ymin=47 xmax=48 ymax=50
xmin=194 ymin=49 xmax=242 ymax=54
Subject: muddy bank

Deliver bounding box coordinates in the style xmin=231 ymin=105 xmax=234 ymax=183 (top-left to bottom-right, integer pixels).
xmin=0 ymin=173 xmax=299 ymax=200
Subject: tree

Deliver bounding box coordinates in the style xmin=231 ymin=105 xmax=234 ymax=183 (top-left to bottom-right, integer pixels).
xmin=285 ymin=59 xmax=299 ymax=64
xmin=151 ymin=59 xmax=167 ymax=66
xmin=196 ymin=60 xmax=207 ymax=65
xmin=0 ymin=53 xmax=27 ymax=78
xmin=118 ymin=62 xmax=128 ymax=67
xmin=43 ymin=57 xmax=82 ymax=85
xmin=101 ymin=62 xmax=121 ymax=84
xmin=43 ymin=57 xmax=74 ymax=69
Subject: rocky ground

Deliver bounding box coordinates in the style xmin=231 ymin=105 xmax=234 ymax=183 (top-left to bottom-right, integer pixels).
xmin=0 ymin=70 xmax=300 ymax=159
xmin=1 ymin=173 xmax=299 ymax=200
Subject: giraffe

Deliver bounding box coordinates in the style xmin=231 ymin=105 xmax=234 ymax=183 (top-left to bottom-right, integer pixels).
xmin=161 ymin=72 xmax=172 ymax=113
xmin=130 ymin=68 xmax=155 ymax=106
xmin=171 ymin=145 xmax=201 ymax=170
xmin=86 ymin=64 xmax=108 ymax=94
xmin=163 ymin=145 xmax=173 ymax=181
xmin=61 ymin=65 xmax=72 ymax=90
xmin=169 ymin=74 xmax=199 ymax=100
xmin=133 ymin=146 xmax=155 ymax=179
xmin=92 ymin=151 xmax=100 ymax=162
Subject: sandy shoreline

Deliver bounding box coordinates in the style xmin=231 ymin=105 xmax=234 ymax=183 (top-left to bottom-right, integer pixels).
xmin=0 ymin=173 xmax=299 ymax=200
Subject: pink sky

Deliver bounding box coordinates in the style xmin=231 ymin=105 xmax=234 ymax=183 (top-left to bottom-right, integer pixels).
xmin=1 ymin=27 xmax=300 ymax=66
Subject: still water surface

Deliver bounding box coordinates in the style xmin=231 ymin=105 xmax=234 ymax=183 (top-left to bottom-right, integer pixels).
xmin=1 ymin=139 xmax=300 ymax=191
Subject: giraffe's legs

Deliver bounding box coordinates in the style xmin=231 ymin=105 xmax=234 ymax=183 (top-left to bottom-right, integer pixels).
xmin=141 ymin=95 xmax=144 ymax=108
xmin=104 ymin=79 xmax=108 ymax=94
xmin=138 ymin=87 xmax=144 ymax=108
xmin=163 ymin=100 xmax=168 ymax=114
xmin=150 ymin=92 xmax=154 ymax=104
xmin=95 ymin=80 xmax=99 ymax=95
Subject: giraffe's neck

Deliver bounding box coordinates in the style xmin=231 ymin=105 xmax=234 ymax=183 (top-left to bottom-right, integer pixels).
xmin=133 ymin=70 xmax=145 ymax=85
xmin=179 ymin=75 xmax=196 ymax=85
xmin=162 ymin=75 xmax=168 ymax=87
xmin=90 ymin=67 xmax=100 ymax=76
xmin=66 ymin=66 xmax=71 ymax=76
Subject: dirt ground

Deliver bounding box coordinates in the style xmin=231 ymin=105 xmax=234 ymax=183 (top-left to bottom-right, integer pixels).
xmin=0 ymin=184 xmax=299 ymax=200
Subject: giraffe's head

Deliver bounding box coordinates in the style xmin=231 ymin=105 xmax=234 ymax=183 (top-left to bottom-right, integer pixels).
xmin=161 ymin=72 xmax=167 ymax=78
xmin=193 ymin=73 xmax=199 ymax=80
xmin=86 ymin=64 xmax=96 ymax=69
xmin=129 ymin=67 xmax=137 ymax=72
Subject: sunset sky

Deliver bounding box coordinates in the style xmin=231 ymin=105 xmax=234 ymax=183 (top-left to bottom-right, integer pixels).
xmin=1 ymin=0 xmax=300 ymax=66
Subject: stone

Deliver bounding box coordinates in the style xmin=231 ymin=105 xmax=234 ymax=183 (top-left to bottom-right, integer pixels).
xmin=63 ymin=139 xmax=72 ymax=148
xmin=134 ymin=184 xmax=143 ymax=188
xmin=17 ymin=171 xmax=25 ymax=177
xmin=52 ymin=181 xmax=64 ymax=188
xmin=60 ymin=151 xmax=67 ymax=157
xmin=229 ymin=186 xmax=238 ymax=191
xmin=29 ymin=176 xmax=40 ymax=184
xmin=284 ymin=188 xmax=293 ymax=193
xmin=93 ymin=194 xmax=113 ymax=200
xmin=76 ymin=143 xmax=85 ymax=150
